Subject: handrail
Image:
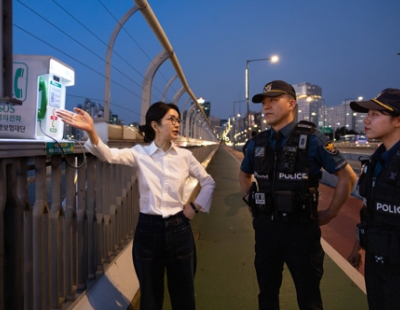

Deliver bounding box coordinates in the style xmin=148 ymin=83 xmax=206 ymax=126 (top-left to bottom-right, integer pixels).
xmin=132 ymin=0 xmax=213 ymax=130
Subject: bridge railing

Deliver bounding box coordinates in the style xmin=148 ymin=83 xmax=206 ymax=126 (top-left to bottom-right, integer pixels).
xmin=0 ymin=138 xmax=218 ymax=310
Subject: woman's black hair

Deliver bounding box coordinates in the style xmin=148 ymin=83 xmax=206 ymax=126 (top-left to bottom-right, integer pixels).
xmin=138 ymin=102 xmax=180 ymax=143
xmin=381 ymin=110 xmax=400 ymax=118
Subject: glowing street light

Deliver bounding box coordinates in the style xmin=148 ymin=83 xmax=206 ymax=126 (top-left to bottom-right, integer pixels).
xmin=245 ymin=55 xmax=279 ymax=137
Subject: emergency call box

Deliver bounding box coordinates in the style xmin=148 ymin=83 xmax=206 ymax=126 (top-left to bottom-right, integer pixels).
xmin=0 ymin=55 xmax=75 ymax=140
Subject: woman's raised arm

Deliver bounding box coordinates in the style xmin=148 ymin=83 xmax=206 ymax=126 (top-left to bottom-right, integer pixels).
xmin=57 ymin=107 xmax=99 ymax=146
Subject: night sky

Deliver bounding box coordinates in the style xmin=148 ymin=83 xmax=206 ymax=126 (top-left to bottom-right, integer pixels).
xmin=12 ymin=0 xmax=400 ymax=123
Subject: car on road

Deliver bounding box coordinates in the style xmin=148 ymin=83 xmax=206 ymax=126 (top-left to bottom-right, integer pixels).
xmin=337 ymin=134 xmax=369 ymax=146
xmin=353 ymin=135 xmax=368 ymax=145
xmin=368 ymin=138 xmax=382 ymax=146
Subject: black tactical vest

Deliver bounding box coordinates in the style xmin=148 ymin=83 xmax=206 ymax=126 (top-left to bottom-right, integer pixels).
xmin=253 ymin=121 xmax=319 ymax=222
xmin=358 ymin=146 xmax=400 ymax=227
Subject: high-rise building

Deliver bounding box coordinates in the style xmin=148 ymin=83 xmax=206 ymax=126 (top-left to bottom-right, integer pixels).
xmin=293 ymin=82 xmax=322 ymax=99
xmin=323 ymin=105 xmax=344 ymax=134
xmin=194 ymin=97 xmax=210 ymax=118
xmin=81 ymin=99 xmax=104 ymax=119
xmin=353 ymin=112 xmax=367 ymax=134
xmin=290 ymin=83 xmax=365 ymax=136
xmin=293 ymin=82 xmax=323 ymax=127
xmin=321 ymin=104 xmax=366 ymax=136
xmin=341 ymin=99 xmax=365 ymax=134
xmin=202 ymin=101 xmax=211 ymax=117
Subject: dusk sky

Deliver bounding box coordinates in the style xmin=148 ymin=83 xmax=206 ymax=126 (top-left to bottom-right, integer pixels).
xmin=12 ymin=0 xmax=400 ymax=124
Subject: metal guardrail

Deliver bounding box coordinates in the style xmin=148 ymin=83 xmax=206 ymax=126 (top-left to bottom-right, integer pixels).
xmin=333 ymin=142 xmax=380 ymax=149
xmin=1 ymin=141 xmax=140 ymax=310
xmin=0 ymin=139 xmax=218 ymax=310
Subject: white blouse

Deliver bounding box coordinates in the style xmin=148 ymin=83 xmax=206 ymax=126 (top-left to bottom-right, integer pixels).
xmin=84 ymin=139 xmax=215 ymax=218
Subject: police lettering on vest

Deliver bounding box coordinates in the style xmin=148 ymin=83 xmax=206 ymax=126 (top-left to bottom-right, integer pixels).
xmin=278 ymin=172 xmax=308 ymax=180
xmin=376 ymin=202 xmax=400 ymax=216
xmin=358 ymin=146 xmax=400 ymax=226
xmin=252 ymin=121 xmax=319 ymax=221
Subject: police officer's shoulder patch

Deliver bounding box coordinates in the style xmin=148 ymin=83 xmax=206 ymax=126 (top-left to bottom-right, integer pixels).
xmin=323 ymin=141 xmax=337 ymax=154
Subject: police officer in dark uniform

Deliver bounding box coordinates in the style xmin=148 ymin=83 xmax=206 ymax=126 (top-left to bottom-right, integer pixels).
xmin=239 ymin=80 xmax=357 ymax=310
xmin=347 ymin=88 xmax=400 ymax=310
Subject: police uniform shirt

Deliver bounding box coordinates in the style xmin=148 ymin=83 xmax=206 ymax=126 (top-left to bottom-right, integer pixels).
xmin=371 ymin=139 xmax=400 ymax=177
xmin=240 ymin=120 xmax=347 ymax=176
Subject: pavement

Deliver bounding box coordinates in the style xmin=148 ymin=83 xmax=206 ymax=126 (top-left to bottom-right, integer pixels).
xmin=161 ymin=146 xmax=368 ymax=310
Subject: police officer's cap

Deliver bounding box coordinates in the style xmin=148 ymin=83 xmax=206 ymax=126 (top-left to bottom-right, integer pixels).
xmin=252 ymin=80 xmax=296 ymax=103
xmin=350 ymin=88 xmax=400 ymax=115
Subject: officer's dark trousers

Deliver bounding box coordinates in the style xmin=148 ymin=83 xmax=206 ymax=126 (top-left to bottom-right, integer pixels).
xmin=253 ymin=214 xmax=324 ymax=310
xmin=133 ymin=211 xmax=196 ymax=310
xmin=365 ymin=251 xmax=400 ymax=310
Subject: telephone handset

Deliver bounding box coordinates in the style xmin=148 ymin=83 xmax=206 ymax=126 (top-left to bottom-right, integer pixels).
xmin=37 ymin=77 xmax=48 ymax=121
xmin=14 ymin=68 xmax=24 ymax=98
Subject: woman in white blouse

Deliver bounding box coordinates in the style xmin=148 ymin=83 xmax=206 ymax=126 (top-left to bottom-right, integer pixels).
xmin=57 ymin=102 xmax=215 ymax=310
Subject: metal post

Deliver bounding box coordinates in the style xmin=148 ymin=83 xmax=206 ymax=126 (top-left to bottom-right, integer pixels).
xmin=86 ymin=156 xmax=96 ymax=279
xmin=181 ymin=97 xmax=191 ymax=111
xmin=185 ymin=103 xmax=197 ymax=138
xmin=103 ymin=6 xmax=139 ymax=123
xmin=245 ymin=61 xmax=249 ymax=138
xmin=1 ymin=0 xmax=12 ymax=99
xmin=0 ymin=0 xmax=21 ymax=105
xmin=344 ymin=100 xmax=347 ymax=135
xmin=162 ymin=74 xmax=178 ymax=102
xmin=32 ymin=156 xmax=50 ymax=310
xmin=3 ymin=158 xmax=28 ymax=310
xmin=64 ymin=155 xmax=77 ymax=302
xmin=140 ymin=50 xmax=171 ymax=125
xmin=50 ymin=155 xmax=63 ymax=309
xmin=179 ymin=97 xmax=191 ymax=136
xmin=323 ymin=99 xmax=326 ymax=134
xmin=0 ymin=0 xmax=4 ymax=97
xmin=76 ymin=158 xmax=88 ymax=290
xmin=172 ymin=87 xmax=185 ymax=106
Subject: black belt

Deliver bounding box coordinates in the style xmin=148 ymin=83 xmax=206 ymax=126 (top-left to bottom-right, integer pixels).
xmin=139 ymin=211 xmax=187 ymax=227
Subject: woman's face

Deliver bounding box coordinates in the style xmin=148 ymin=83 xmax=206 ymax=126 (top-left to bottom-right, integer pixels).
xmin=154 ymin=108 xmax=181 ymax=142
xmin=364 ymin=109 xmax=397 ymax=140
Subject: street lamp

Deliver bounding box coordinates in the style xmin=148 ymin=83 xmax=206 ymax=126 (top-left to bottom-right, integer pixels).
xmin=321 ymin=99 xmax=326 ymax=134
xmin=233 ymin=100 xmax=246 ymax=142
xmin=233 ymin=100 xmax=246 ymax=117
xmin=343 ymin=96 xmax=363 ymax=135
xmin=245 ymin=56 xmax=279 ymax=137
